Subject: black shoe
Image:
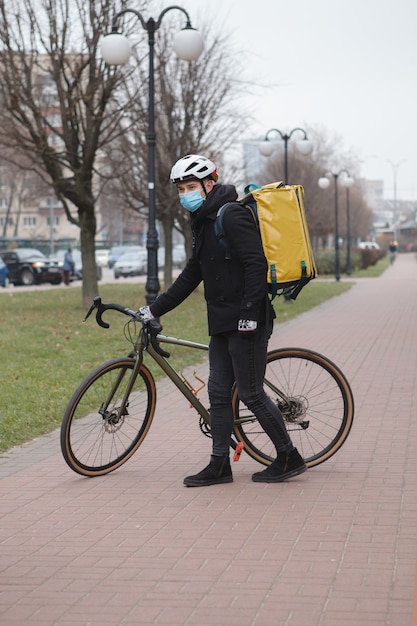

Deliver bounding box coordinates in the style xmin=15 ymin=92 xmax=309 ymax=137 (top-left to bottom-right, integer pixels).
xmin=252 ymin=449 xmax=307 ymax=483
xmin=184 ymin=455 xmax=233 ymax=487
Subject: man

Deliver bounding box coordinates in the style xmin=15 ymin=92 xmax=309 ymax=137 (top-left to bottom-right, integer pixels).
xmin=62 ymin=248 xmax=74 ymax=286
xmin=138 ymin=154 xmax=306 ymax=486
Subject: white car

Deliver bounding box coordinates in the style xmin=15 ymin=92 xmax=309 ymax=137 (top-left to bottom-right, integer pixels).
xmin=358 ymin=241 xmax=380 ymax=250
xmin=108 ymin=245 xmax=143 ymax=268
xmin=173 ymin=244 xmax=187 ymax=268
xmin=157 ymin=245 xmax=187 ymax=269
xmin=95 ymin=249 xmax=110 ymax=267
xmin=114 ymin=249 xmax=147 ymax=278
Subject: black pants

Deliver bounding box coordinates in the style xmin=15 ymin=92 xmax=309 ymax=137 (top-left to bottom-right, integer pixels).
xmin=208 ymin=322 xmax=293 ymax=457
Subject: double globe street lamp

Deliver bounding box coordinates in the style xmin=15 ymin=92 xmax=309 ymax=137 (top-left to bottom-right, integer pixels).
xmin=101 ymin=7 xmax=204 ymax=304
xmin=318 ymin=170 xmax=354 ymax=282
xmin=259 ymin=127 xmax=313 ymax=184
xmin=260 ymin=127 xmax=313 ymax=302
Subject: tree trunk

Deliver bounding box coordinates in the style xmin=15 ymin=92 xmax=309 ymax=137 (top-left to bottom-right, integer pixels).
xmin=79 ymin=205 xmax=98 ymax=309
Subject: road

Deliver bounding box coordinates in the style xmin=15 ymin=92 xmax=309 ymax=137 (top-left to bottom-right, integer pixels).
xmin=0 ymin=266 xmax=175 ymax=293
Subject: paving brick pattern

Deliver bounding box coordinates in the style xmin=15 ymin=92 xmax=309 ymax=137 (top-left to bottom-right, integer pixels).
xmin=1 ymin=253 xmax=417 ymax=626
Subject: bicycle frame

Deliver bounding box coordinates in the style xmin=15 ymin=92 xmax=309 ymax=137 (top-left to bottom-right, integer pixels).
xmin=98 ymin=311 xmax=288 ymax=432
xmin=137 ymin=329 xmax=211 ymax=425
xmin=148 ymin=332 xmax=291 ymax=427
xmin=149 ymin=334 xmax=274 ymax=429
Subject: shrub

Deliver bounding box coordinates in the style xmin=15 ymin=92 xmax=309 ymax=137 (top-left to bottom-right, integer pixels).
xmin=358 ymin=248 xmax=386 ymax=269
xmin=314 ymin=249 xmax=374 ymax=276
xmin=314 ymin=249 xmax=360 ymax=276
xmin=314 ymin=249 xmax=335 ymax=275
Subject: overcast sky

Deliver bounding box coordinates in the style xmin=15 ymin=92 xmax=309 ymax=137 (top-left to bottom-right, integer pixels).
xmin=179 ymin=0 xmax=417 ymax=201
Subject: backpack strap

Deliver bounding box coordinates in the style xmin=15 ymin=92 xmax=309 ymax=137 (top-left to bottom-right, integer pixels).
xmin=215 ymin=202 xmax=234 ymax=260
xmin=215 ymin=195 xmax=282 ymax=301
xmin=284 ymin=261 xmax=309 ymax=300
xmin=215 ymin=200 xmax=259 ymax=260
xmin=269 ymin=266 xmax=278 ymax=300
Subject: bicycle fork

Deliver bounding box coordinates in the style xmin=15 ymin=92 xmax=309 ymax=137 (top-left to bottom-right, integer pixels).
xmin=99 ymin=356 xmax=144 ymax=426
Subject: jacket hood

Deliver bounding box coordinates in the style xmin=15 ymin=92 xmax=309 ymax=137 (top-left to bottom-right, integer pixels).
xmin=191 ymin=184 xmax=238 ymax=228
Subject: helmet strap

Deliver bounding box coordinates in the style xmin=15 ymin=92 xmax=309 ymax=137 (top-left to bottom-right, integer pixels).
xmin=201 ymin=178 xmax=214 ymax=197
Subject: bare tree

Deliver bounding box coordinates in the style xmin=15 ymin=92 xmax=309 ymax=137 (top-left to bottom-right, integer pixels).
xmin=0 ymin=0 xmax=135 ymax=306
xmin=0 ymin=156 xmax=24 ymax=238
xmin=0 ymin=151 xmax=50 ymax=241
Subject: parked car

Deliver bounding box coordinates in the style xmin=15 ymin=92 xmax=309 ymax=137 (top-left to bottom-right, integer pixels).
xmin=108 ymin=245 xmax=143 ymax=268
xmin=95 ymin=248 xmax=110 ymax=268
xmin=173 ymin=244 xmax=187 ymax=268
xmin=157 ymin=245 xmax=187 ymax=269
xmin=114 ymin=248 xmax=147 ymax=279
xmin=1 ymin=248 xmax=63 ymax=286
xmin=55 ymin=249 xmax=102 ymax=281
xmin=358 ymin=241 xmax=380 ymax=250
xmin=0 ymin=256 xmax=9 ymax=287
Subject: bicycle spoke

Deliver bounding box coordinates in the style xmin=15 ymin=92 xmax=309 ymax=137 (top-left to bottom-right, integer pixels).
xmin=61 ymin=360 xmax=156 ymax=476
xmin=233 ymin=348 xmax=354 ymax=467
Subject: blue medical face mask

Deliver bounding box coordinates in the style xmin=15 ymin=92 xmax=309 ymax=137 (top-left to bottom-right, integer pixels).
xmin=179 ymin=190 xmax=204 ymax=212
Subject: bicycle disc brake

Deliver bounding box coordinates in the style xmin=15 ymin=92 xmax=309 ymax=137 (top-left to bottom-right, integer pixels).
xmin=100 ymin=404 xmax=128 ymax=433
xmin=278 ymin=395 xmax=309 ymax=427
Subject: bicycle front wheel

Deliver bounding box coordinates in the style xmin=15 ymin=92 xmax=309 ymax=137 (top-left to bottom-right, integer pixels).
xmin=61 ymin=358 xmax=156 ymax=476
xmin=232 ymin=347 xmax=354 ymax=468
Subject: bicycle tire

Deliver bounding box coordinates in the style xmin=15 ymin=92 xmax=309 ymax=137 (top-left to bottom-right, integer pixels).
xmin=61 ymin=358 xmax=156 ymax=476
xmin=232 ymin=347 xmax=354 ymax=468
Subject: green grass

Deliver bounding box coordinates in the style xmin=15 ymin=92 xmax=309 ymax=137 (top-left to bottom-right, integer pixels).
xmin=0 ymin=276 xmax=357 ymax=453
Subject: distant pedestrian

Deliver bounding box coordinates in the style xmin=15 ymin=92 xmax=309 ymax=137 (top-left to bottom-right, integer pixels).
xmin=389 ymin=241 xmax=397 ymax=264
xmin=63 ymin=248 xmax=74 ymax=285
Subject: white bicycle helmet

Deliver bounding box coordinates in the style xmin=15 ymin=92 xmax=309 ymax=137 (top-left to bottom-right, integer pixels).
xmin=170 ymin=154 xmax=219 ymax=183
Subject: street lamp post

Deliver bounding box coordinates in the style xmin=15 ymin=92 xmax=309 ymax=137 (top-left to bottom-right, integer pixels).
xmin=101 ymin=7 xmax=204 ymax=305
xmin=318 ymin=170 xmax=354 ymax=282
xmin=387 ymin=159 xmax=406 ymax=243
xmin=259 ymin=127 xmax=313 ymax=184
xmin=346 ymin=186 xmax=351 ymax=276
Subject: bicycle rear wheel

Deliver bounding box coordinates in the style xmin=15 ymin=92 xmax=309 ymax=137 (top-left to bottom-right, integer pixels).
xmin=61 ymin=358 xmax=156 ymax=476
xmin=232 ymin=347 xmax=354 ymax=468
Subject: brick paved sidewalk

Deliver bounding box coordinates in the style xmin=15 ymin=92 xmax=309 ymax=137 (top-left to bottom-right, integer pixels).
xmin=1 ymin=253 xmax=417 ymax=626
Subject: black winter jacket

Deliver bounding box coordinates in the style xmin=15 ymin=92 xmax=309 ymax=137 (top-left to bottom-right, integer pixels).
xmin=150 ymin=183 xmax=275 ymax=335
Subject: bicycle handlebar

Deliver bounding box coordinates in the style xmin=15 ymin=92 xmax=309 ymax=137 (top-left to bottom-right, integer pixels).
xmin=83 ymin=296 xmax=170 ymax=358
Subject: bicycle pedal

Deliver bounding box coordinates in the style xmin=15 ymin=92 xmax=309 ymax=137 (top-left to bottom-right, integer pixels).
xmin=233 ymin=442 xmax=244 ymax=462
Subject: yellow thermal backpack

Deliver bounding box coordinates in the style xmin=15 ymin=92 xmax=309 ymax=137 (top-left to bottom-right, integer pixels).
xmin=215 ymin=181 xmax=317 ymax=300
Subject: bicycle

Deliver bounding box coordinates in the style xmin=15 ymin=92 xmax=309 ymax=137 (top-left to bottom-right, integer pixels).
xmin=60 ymin=296 xmax=355 ymax=477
